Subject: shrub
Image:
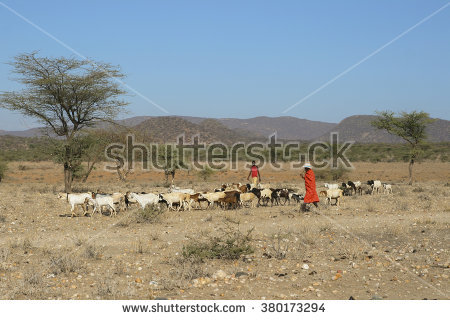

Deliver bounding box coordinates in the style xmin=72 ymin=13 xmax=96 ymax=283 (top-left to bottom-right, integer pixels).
xmin=266 ymin=232 xmax=291 ymax=260
xmin=48 ymin=253 xmax=82 ymax=274
xmin=197 ymin=166 xmax=215 ymax=181
xmin=135 ymin=204 xmax=164 ymax=224
xmin=0 ymin=161 xmax=7 ymax=182
xmin=83 ymin=243 xmax=103 ymax=260
xmin=315 ymin=167 xmax=349 ymax=181
xmin=182 ymin=221 xmax=254 ymax=261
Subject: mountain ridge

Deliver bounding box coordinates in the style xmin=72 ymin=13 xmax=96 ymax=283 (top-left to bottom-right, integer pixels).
xmin=0 ymin=115 xmax=448 ymax=143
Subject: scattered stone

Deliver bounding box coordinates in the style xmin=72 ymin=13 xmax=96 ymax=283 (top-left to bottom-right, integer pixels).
xmin=275 ymin=272 xmax=288 ymax=277
xmin=235 ymin=272 xmax=249 ymax=278
xmin=302 ymin=263 xmax=309 ymax=270
xmin=212 ymin=270 xmax=227 ymax=280
xmin=332 ymin=273 xmax=342 ymax=281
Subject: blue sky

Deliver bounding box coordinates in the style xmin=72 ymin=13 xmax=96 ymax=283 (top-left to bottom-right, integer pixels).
xmin=0 ymin=0 xmax=449 ymax=130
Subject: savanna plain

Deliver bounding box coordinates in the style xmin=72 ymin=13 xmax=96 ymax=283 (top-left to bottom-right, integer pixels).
xmin=0 ymin=161 xmax=448 ymax=300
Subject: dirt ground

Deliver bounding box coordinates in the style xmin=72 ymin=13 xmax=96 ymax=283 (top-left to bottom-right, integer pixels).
xmin=0 ymin=161 xmax=449 ymax=300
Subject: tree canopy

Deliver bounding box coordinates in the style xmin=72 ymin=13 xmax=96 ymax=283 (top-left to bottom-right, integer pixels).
xmin=0 ymin=52 xmax=128 ymax=140
xmin=371 ymin=110 xmax=435 ymax=184
xmin=0 ymin=52 xmax=128 ymax=191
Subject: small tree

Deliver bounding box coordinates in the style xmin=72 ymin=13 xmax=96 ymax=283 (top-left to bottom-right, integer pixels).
xmin=78 ymin=129 xmax=120 ymax=182
xmin=0 ymin=52 xmax=128 ymax=192
xmin=371 ymin=111 xmax=434 ymax=185
xmin=155 ymin=144 xmax=185 ymax=185
xmin=0 ymin=161 xmax=8 ymax=182
xmin=197 ymin=165 xmax=214 ymax=181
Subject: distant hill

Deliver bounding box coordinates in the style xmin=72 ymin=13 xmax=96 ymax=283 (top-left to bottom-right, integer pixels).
xmin=0 ymin=127 xmax=49 ymax=138
xmin=314 ymin=115 xmax=450 ymax=143
xmin=1 ymin=114 xmax=448 ymax=143
xmin=214 ymin=116 xmax=336 ymax=141
xmin=132 ymin=117 xmax=263 ymax=144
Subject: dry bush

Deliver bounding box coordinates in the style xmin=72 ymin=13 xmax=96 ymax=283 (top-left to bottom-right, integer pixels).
xmin=317 ymin=222 xmax=333 ymax=233
xmin=0 ymin=215 xmax=6 ymax=223
xmin=10 ymin=238 xmax=33 ymax=253
xmin=83 ymin=243 xmax=104 ymax=260
xmin=134 ymin=238 xmax=147 ymax=254
xmin=115 ymin=215 xmax=133 ymax=227
xmin=396 ymin=201 xmax=409 ymax=211
xmin=149 ymin=231 xmax=161 ymax=241
xmin=366 ymin=202 xmax=376 ymax=213
xmin=182 ymin=220 xmax=254 ymax=262
xmin=72 ymin=235 xmax=86 ymax=247
xmin=97 ymin=278 xmax=116 ymax=299
xmin=12 ymin=269 xmax=46 ymax=299
xmin=266 ymin=231 xmax=291 ymax=260
xmin=396 ymin=187 xmax=407 ymax=197
xmin=412 ymin=186 xmax=425 ymax=193
xmin=339 ymin=241 xmax=364 ymax=261
xmin=40 ymin=246 xmax=53 ymax=256
xmin=414 ymin=217 xmax=436 ymax=225
xmin=170 ymin=256 xmax=209 ymax=282
xmin=134 ymin=204 xmax=165 ymax=224
xmin=0 ymin=248 xmax=10 ymax=271
xmin=296 ymin=225 xmax=316 ymax=245
xmin=113 ymin=260 xmax=127 ymax=276
xmin=382 ymin=225 xmax=404 ymax=239
xmin=48 ymin=252 xmax=83 ymax=275
xmin=417 ymin=194 xmax=431 ymax=202
xmin=0 ymin=247 xmax=9 ymax=263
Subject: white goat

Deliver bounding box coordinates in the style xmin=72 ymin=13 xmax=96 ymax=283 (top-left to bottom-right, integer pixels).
xmin=240 ymin=192 xmax=258 ymax=208
xmin=200 ymin=192 xmax=226 ymax=208
xmin=58 ymin=193 xmax=92 ymax=217
xmin=168 ymin=186 xmax=195 ymax=194
xmin=159 ymin=192 xmax=191 ymax=211
xmin=126 ymin=192 xmax=160 ymax=209
xmin=383 ymin=184 xmax=393 ymax=194
xmin=324 ymin=183 xmax=339 ymax=190
xmin=368 ymin=180 xmax=382 ymax=195
xmin=325 ymin=189 xmax=344 ymax=206
xmin=86 ymin=194 xmax=117 ymax=217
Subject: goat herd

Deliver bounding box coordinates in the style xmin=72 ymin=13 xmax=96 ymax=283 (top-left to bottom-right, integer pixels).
xmin=57 ymin=179 xmax=393 ymax=218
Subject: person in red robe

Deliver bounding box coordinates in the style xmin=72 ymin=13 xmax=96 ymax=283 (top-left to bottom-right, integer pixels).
xmin=300 ymin=163 xmax=319 ymax=209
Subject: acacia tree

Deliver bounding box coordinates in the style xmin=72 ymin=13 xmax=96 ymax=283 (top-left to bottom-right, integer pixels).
xmin=0 ymin=52 xmax=128 ymax=192
xmin=371 ymin=111 xmax=434 ymax=185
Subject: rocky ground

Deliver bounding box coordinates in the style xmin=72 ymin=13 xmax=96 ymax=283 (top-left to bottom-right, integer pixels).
xmin=0 ymin=161 xmax=448 ymax=300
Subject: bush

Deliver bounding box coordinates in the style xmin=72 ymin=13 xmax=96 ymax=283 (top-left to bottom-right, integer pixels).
xmin=197 ymin=166 xmax=215 ymax=181
xmin=134 ymin=204 xmax=164 ymax=224
xmin=0 ymin=161 xmax=7 ymax=182
xmin=48 ymin=253 xmax=82 ymax=275
xmin=182 ymin=221 xmax=254 ymax=261
xmin=315 ymin=167 xmax=349 ymax=181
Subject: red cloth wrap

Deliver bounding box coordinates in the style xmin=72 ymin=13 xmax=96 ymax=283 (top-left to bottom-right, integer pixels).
xmin=304 ymin=169 xmax=319 ymax=203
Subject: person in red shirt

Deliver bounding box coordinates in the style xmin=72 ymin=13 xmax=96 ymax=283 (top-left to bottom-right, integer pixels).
xmin=300 ymin=163 xmax=319 ymax=210
xmin=247 ymin=161 xmax=261 ymax=186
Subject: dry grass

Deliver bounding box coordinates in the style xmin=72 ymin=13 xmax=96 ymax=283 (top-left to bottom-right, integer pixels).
xmin=48 ymin=251 xmax=83 ymax=275
xmin=0 ymin=161 xmax=449 ymax=300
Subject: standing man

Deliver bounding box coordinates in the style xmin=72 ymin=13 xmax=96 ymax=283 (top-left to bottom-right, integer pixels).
xmin=300 ymin=163 xmax=319 ymax=211
xmin=247 ymin=160 xmax=261 ymax=186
